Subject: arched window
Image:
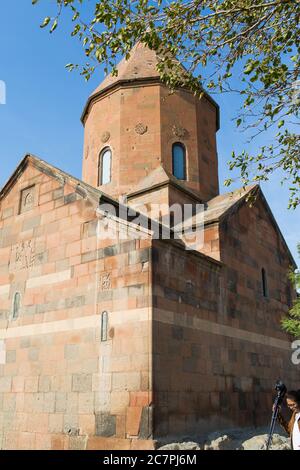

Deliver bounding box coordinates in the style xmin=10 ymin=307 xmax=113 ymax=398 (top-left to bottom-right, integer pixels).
xmin=101 ymin=311 xmax=109 ymax=342
xmin=262 ymin=268 xmax=268 ymax=298
xmin=172 ymin=143 xmax=186 ymax=180
xmin=12 ymin=292 xmax=21 ymax=320
xmin=98 ymin=148 xmax=112 ymax=186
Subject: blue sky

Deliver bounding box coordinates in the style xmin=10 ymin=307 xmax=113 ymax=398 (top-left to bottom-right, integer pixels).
xmin=0 ymin=1 xmax=299 ymax=264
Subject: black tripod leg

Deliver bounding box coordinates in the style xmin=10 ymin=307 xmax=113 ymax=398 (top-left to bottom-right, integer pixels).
xmin=266 ymin=406 xmax=279 ymax=450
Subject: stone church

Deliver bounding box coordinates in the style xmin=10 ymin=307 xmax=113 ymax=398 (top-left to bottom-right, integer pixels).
xmin=0 ymin=42 xmax=297 ymax=450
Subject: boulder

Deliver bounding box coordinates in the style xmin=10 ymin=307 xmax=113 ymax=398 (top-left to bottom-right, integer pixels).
xmin=242 ymin=434 xmax=291 ymax=451
xmin=159 ymin=441 xmax=201 ymax=450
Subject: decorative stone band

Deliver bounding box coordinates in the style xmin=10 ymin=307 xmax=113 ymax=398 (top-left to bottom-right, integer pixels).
xmin=153 ymin=308 xmax=291 ymax=351
xmin=0 ymin=285 xmax=10 ymax=297
xmin=26 ymin=269 xmax=72 ymax=289
xmin=0 ymin=308 xmax=150 ymax=340
xmin=0 ymin=305 xmax=290 ymax=351
xmin=0 ymin=340 xmax=5 ymax=364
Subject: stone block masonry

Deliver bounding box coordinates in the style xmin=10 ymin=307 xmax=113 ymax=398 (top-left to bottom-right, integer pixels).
xmin=0 ymin=41 xmax=297 ymax=449
xmin=0 ymin=162 xmax=154 ymax=450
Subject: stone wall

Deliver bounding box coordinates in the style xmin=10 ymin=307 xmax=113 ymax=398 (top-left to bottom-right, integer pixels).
xmin=151 ymin=202 xmax=298 ymax=440
xmin=0 ymin=162 xmax=154 ymax=450
xmin=0 ymin=161 xmax=297 ymax=449
xmin=83 ymin=83 xmax=219 ymax=202
xmin=152 ymin=240 xmax=223 ymax=438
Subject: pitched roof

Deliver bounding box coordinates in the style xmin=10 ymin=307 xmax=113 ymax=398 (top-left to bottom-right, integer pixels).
xmin=174 ymin=184 xmax=297 ymax=268
xmin=172 ymin=185 xmax=257 ymax=231
xmin=126 ymin=165 xmax=203 ymax=202
xmin=204 ymin=184 xmax=258 ymax=224
xmin=0 ymin=154 xmax=113 ymax=206
xmin=0 ymin=153 xmax=222 ymax=268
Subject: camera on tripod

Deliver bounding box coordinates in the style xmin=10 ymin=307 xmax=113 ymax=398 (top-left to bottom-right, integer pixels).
xmin=275 ymin=380 xmax=287 ymax=403
xmin=265 ymin=380 xmax=287 ymax=450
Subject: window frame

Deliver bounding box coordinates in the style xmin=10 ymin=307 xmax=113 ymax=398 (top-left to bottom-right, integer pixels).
xmin=262 ymin=268 xmax=269 ymax=298
xmin=98 ymin=147 xmax=112 ymax=186
xmin=101 ymin=311 xmax=109 ymax=342
xmin=172 ymin=142 xmax=187 ymax=181
xmin=12 ymin=292 xmax=21 ymax=320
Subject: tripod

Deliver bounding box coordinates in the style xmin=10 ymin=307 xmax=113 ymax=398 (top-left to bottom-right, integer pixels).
xmin=265 ymin=381 xmax=287 ymax=450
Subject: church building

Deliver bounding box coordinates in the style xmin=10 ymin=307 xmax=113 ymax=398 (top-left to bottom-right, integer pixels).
xmin=0 ymin=42 xmax=297 ymax=450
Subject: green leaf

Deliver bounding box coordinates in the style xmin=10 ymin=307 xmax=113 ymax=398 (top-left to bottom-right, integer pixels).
xmin=40 ymin=17 xmax=51 ymax=29
xmin=50 ymin=19 xmax=58 ymax=34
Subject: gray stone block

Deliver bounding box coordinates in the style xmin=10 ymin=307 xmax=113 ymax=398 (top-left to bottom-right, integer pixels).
xmin=95 ymin=413 xmax=116 ymax=437
xmin=128 ymin=284 xmax=144 ymax=297
xmin=22 ymin=215 xmax=41 ymax=232
xmin=43 ymin=392 xmax=56 ymax=413
xmin=65 ymin=296 xmax=86 ymax=309
xmin=104 ymin=245 xmax=119 ymax=257
xmin=64 ymin=344 xmax=79 ymax=360
xmin=53 ymin=188 xmax=64 ymax=200
xmin=55 ymin=392 xmax=67 ymax=413
xmin=28 ymin=348 xmax=39 ymax=362
xmin=81 ymin=250 xmax=97 ymax=264
xmin=64 ymin=193 xmax=78 ymax=205
xmin=139 ymin=406 xmax=153 ymax=439
xmin=6 ymin=351 xmax=16 ymax=364
xmin=72 ymin=374 xmax=92 ymax=392
xmin=39 ymin=376 xmax=51 ymax=393
xmin=0 ymin=377 xmax=11 ymax=393
xmin=69 ymin=436 xmax=88 ymax=450
xmin=63 ymin=415 xmax=79 ymax=436
xmin=20 ymin=337 xmax=31 ymax=349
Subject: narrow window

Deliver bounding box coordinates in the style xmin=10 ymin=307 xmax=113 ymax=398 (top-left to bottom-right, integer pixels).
xmin=99 ymin=148 xmax=112 ymax=185
xmin=12 ymin=292 xmax=21 ymax=320
xmin=172 ymin=143 xmax=186 ymax=180
xmin=262 ymin=268 xmax=268 ymax=298
xmin=286 ymin=284 xmax=293 ymax=308
xmin=101 ymin=311 xmax=109 ymax=342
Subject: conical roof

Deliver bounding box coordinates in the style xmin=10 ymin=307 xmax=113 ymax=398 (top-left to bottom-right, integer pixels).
xmin=91 ymin=42 xmax=162 ymax=97
xmin=81 ymin=41 xmax=219 ymax=128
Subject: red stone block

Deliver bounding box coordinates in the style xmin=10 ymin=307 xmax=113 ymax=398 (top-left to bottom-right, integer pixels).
xmin=126 ymin=407 xmax=143 ymax=437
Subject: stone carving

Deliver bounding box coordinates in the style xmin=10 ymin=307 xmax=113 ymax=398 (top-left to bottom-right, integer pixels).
xmin=20 ymin=186 xmax=35 ymax=213
xmin=135 ymin=123 xmax=148 ymax=135
xmin=172 ymin=125 xmax=188 ymax=139
xmin=101 ymin=131 xmax=111 ymax=143
xmin=11 ymin=240 xmax=35 ymax=271
xmin=24 ymin=192 xmax=33 ymax=206
xmin=100 ymin=273 xmax=112 ymax=291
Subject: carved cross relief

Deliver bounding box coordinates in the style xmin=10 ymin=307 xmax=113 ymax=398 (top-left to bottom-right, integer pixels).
xmin=10 ymin=240 xmax=36 ymax=271
xmin=20 ymin=186 xmax=35 ymax=214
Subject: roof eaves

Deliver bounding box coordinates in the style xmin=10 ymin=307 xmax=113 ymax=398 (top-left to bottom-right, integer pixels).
xmin=81 ymin=77 xmax=220 ymax=130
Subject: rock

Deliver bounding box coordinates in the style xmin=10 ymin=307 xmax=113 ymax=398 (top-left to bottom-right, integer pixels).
xmin=158 ymin=441 xmax=201 ymax=450
xmin=204 ymin=434 xmax=242 ymax=450
xmin=242 ymin=434 xmax=291 ymax=451
xmin=157 ymin=428 xmax=291 ymax=451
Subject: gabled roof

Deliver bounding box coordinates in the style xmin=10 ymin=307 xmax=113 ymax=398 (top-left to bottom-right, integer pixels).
xmin=0 ymin=153 xmax=222 ymax=268
xmin=0 ymin=154 xmax=115 ymax=206
xmin=126 ymin=165 xmax=203 ymax=202
xmin=204 ymin=184 xmax=258 ymax=224
xmin=174 ymin=184 xmax=297 ymax=268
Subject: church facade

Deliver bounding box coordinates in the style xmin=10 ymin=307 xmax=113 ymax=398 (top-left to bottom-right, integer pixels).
xmin=0 ymin=43 xmax=297 ymax=450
